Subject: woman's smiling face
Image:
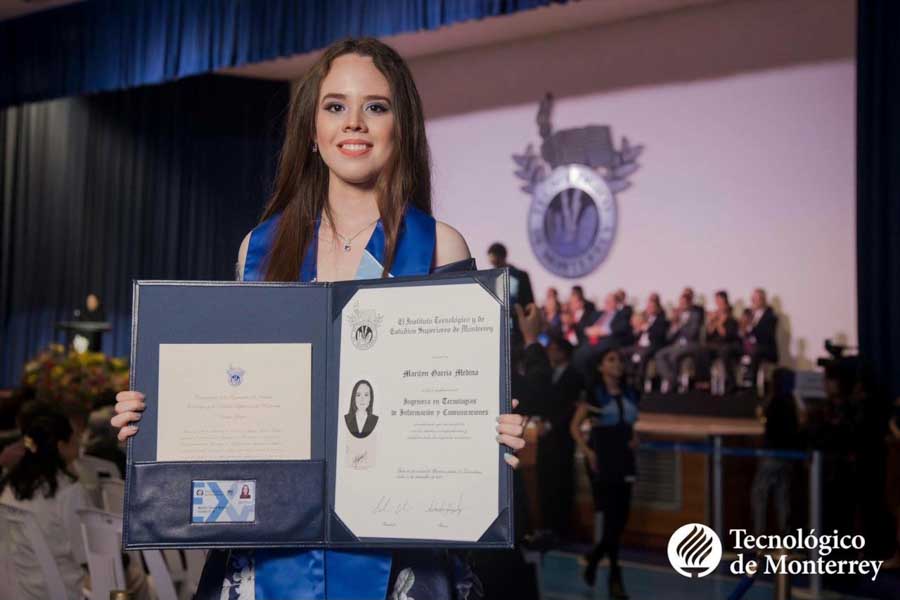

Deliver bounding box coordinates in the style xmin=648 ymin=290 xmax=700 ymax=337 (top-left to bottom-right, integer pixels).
xmin=315 ymin=54 xmax=395 ymax=188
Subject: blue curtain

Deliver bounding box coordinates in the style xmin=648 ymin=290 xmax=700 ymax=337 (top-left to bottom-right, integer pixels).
xmin=0 ymin=75 xmax=288 ymax=387
xmin=0 ymin=0 xmax=563 ymax=108
xmin=857 ymin=0 xmax=900 ymax=400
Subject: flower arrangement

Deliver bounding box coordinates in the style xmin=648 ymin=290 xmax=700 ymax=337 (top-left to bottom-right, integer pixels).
xmin=21 ymin=343 xmax=129 ymax=409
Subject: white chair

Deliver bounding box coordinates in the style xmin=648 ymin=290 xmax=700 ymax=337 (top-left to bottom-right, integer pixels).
xmin=78 ymin=508 xmax=127 ymax=600
xmin=78 ymin=455 xmax=121 ymax=481
xmin=75 ymin=455 xmax=122 ymax=509
xmin=0 ymin=503 xmax=69 ymax=600
xmin=143 ymin=547 xmax=178 ymax=600
xmin=99 ymin=479 xmax=126 ymax=515
xmin=78 ymin=507 xmax=179 ymax=600
xmin=0 ymin=550 xmax=18 ymax=600
xmin=162 ymin=549 xmax=186 ymax=584
xmin=0 ymin=512 xmax=18 ymax=599
xmin=182 ymin=549 xmax=207 ymax=599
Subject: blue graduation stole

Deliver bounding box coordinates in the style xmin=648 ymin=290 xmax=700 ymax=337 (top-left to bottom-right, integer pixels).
xmin=242 ymin=205 xmax=436 ymax=600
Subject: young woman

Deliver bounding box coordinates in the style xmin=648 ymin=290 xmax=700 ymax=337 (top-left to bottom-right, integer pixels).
xmin=570 ymin=348 xmax=638 ymax=599
xmin=0 ymin=407 xmax=85 ymax=600
xmin=112 ymin=37 xmax=527 ymax=600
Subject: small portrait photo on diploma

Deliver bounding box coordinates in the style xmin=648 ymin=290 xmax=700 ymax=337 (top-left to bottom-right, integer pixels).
xmin=344 ymin=379 xmax=379 ymax=439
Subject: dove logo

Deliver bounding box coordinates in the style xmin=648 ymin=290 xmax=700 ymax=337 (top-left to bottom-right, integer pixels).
xmin=667 ymin=523 xmax=723 ymax=578
xmin=513 ymin=94 xmax=642 ymax=279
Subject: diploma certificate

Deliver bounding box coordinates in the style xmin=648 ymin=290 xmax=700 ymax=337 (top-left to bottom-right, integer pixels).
xmin=334 ymin=283 xmax=501 ymax=542
xmin=156 ymin=343 xmax=312 ymax=461
xmin=124 ymin=271 xmax=512 ymax=550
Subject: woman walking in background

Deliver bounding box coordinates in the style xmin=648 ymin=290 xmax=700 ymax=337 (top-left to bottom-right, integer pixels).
xmin=570 ymin=348 xmax=639 ymax=599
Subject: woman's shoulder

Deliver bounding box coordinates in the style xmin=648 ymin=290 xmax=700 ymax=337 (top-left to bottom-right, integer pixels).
xmin=433 ymin=221 xmax=470 ymax=267
xmin=237 ymin=213 xmax=282 ymax=281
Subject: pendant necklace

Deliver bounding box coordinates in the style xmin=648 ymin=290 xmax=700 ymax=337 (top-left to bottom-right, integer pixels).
xmin=323 ymin=216 xmax=379 ymax=252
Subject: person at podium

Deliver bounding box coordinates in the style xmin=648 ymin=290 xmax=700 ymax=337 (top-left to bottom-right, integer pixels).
xmin=73 ymin=293 xmax=106 ymax=351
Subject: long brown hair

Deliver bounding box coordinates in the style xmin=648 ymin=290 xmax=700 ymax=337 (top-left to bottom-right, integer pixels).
xmin=261 ymin=38 xmax=432 ymax=281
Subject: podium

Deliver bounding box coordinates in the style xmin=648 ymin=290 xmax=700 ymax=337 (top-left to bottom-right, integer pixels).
xmin=55 ymin=320 xmax=111 ymax=352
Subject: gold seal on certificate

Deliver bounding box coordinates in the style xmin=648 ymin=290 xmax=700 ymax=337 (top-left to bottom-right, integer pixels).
xmin=334 ymin=283 xmax=502 ymax=542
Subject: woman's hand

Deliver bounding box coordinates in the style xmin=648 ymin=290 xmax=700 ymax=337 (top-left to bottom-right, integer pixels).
xmin=497 ymin=398 xmax=527 ymax=468
xmin=584 ymin=448 xmax=598 ymax=473
xmin=111 ymin=391 xmax=146 ymax=442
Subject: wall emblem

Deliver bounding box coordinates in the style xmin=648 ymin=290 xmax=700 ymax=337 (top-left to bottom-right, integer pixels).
xmin=513 ymin=94 xmax=643 ymax=278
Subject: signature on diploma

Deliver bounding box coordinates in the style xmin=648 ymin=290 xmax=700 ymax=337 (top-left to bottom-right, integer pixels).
xmin=425 ymin=493 xmax=465 ymax=517
xmin=372 ymin=496 xmax=413 ymax=516
xmin=352 ymin=451 xmax=368 ymax=468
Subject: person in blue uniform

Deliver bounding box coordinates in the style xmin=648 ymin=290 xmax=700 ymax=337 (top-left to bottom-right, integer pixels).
xmin=570 ymin=347 xmax=638 ymax=599
xmin=111 ymin=37 xmax=527 ymax=600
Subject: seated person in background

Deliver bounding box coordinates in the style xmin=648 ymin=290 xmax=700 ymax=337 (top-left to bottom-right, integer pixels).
xmin=654 ymin=288 xmax=705 ymax=393
xmin=743 ymin=288 xmax=779 ymax=381
xmin=619 ymin=293 xmax=669 ymax=384
xmin=570 ymin=285 xmax=596 ymax=315
xmin=2 ymin=405 xmax=150 ymax=600
xmin=0 ymin=406 xmax=87 ymax=600
xmin=702 ymin=290 xmax=742 ymax=389
xmin=560 ymin=307 xmax=580 ymax=347
xmin=568 ymin=286 xmax=598 ymax=347
xmin=573 ymin=291 xmax=634 ymax=376
xmin=542 ymin=287 xmax=563 ymax=339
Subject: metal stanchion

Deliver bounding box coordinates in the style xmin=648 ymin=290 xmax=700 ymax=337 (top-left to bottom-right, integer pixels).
xmin=809 ymin=450 xmax=822 ymax=599
xmin=773 ymin=547 xmax=792 ymax=600
xmin=713 ymin=435 xmax=723 ymax=540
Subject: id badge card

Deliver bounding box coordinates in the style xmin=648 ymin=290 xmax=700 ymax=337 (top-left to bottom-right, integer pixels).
xmin=191 ymin=480 xmax=256 ymax=523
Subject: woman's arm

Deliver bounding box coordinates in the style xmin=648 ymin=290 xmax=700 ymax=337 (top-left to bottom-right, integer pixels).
xmin=236 ymin=231 xmax=251 ymax=281
xmin=434 ymin=221 xmax=471 ymax=267
xmin=570 ymin=400 xmax=591 ymax=454
xmin=570 ymin=399 xmax=597 ymax=472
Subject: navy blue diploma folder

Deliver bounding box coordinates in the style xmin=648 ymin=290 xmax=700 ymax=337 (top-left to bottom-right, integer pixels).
xmin=123 ymin=269 xmax=513 ymax=550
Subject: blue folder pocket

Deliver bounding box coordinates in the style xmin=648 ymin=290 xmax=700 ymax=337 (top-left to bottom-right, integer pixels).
xmin=125 ymin=460 xmax=325 ymax=548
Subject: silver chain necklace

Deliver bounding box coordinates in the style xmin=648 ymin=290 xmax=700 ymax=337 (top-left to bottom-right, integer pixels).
xmin=322 ymin=216 xmax=379 ymax=252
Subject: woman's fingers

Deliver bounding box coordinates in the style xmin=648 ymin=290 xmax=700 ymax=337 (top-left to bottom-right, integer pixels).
xmin=496 ymin=433 xmax=525 ymax=450
xmin=504 ymin=453 xmax=520 ymax=469
xmin=111 ymin=411 xmax=142 ymax=429
xmin=496 ymin=422 xmax=524 ymax=437
xmin=117 ymin=425 xmax=139 ymax=442
xmin=116 ymin=390 xmax=145 ymax=403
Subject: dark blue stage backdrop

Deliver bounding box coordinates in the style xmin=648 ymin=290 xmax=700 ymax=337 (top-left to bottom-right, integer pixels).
xmin=0 ymin=75 xmax=288 ymax=387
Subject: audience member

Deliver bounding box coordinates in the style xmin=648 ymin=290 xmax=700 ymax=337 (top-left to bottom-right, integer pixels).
xmin=702 ymin=290 xmax=742 ymax=389
xmin=487 ymin=242 xmax=534 ymax=309
xmin=0 ymin=406 xmax=87 ymax=600
xmin=654 ymin=288 xmax=704 ymax=392
xmin=619 ymin=293 xmax=669 ymax=384
xmin=751 ymin=368 xmax=801 ymax=535
xmin=537 ymin=338 xmax=583 ymax=541
xmin=542 ymin=287 xmax=563 ymax=339
xmin=573 ymin=292 xmax=634 ymax=376
xmin=742 ymin=288 xmax=778 ymax=383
